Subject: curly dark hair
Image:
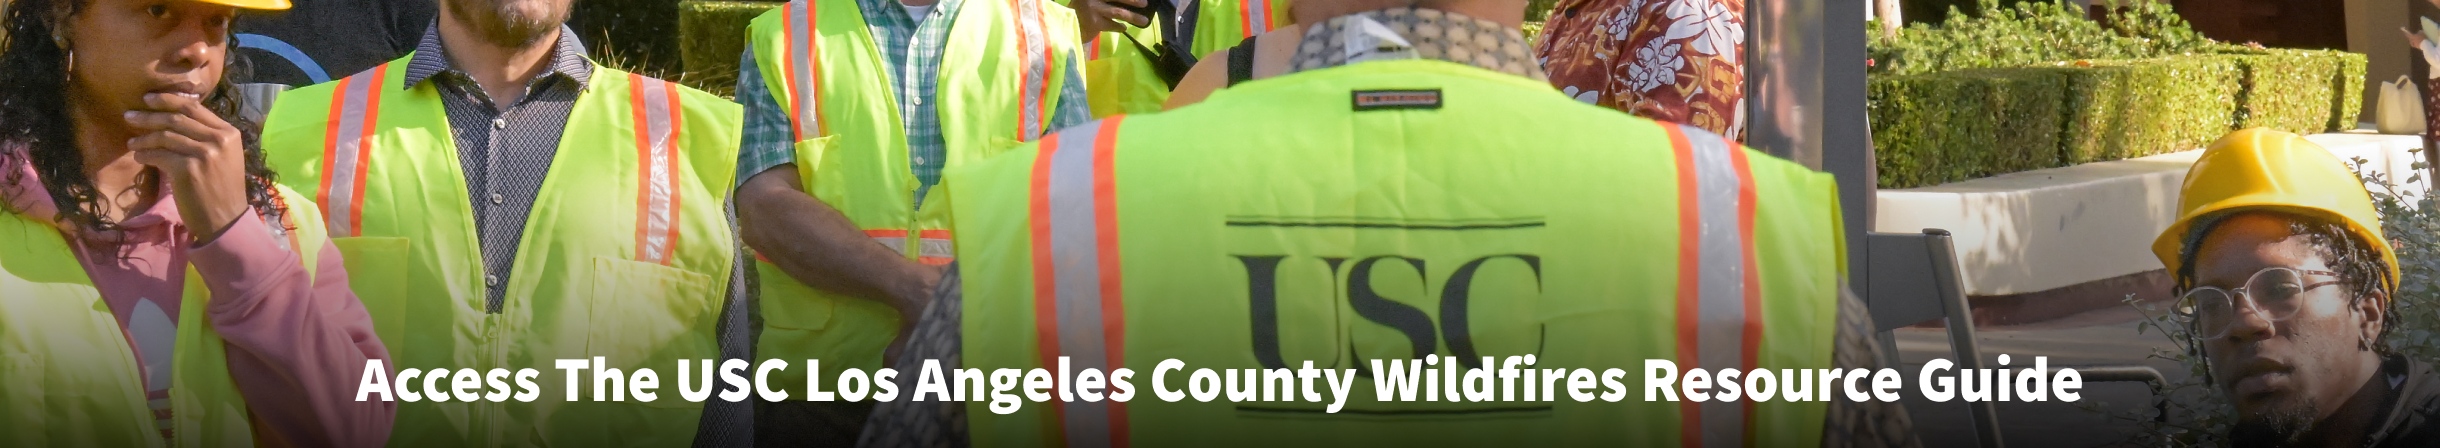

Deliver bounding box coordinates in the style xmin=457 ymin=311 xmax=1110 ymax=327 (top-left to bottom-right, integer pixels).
xmin=0 ymin=0 xmax=283 ymax=232
xmin=2174 ymin=209 xmax=2394 ymax=352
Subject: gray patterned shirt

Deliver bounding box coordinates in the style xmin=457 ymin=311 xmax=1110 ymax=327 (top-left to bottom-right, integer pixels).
xmin=402 ymin=23 xmax=592 ymax=311
xmin=401 ymin=24 xmax=754 ymax=447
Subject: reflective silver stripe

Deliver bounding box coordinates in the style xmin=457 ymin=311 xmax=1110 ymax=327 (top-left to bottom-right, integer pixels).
xmin=1686 ymin=124 xmax=1748 ymax=448
xmin=1246 ymin=0 xmax=1271 ymax=36
xmin=323 ymin=67 xmax=382 ymax=236
xmin=636 ymin=78 xmax=680 ymax=265
xmin=1045 ymin=121 xmax=1113 ymax=448
xmin=1015 ymin=0 xmax=1048 ymax=139
xmin=872 ymin=235 xmax=909 ymax=254
xmin=788 ymin=0 xmax=822 ymax=139
xmin=919 ymin=237 xmax=955 ymax=260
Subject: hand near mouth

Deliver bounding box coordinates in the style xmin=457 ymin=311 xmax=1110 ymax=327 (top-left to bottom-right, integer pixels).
xmin=124 ymin=90 xmax=250 ymax=245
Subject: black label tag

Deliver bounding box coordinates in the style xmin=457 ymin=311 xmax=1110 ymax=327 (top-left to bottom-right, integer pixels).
xmin=1351 ymin=89 xmax=1442 ymax=111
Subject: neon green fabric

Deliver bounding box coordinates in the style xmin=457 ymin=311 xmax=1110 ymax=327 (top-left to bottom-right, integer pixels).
xmin=0 ymin=186 xmax=327 ymax=448
xmin=1189 ymin=0 xmax=1293 ymax=57
xmin=1075 ymin=0 xmax=1291 ymax=116
xmin=946 ymin=59 xmax=1843 ymax=446
xmin=262 ymin=55 xmax=741 ymax=447
xmin=1082 ymin=23 xmax=1172 ymax=116
xmin=744 ymin=0 xmax=1079 ymax=393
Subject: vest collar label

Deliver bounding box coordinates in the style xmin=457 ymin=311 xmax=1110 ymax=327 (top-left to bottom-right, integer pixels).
xmin=1352 ymin=89 xmax=1443 ymax=111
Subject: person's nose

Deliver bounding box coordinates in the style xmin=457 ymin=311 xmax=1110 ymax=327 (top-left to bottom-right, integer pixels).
xmin=2220 ymin=295 xmax=2278 ymax=344
xmin=163 ymin=21 xmax=222 ymax=73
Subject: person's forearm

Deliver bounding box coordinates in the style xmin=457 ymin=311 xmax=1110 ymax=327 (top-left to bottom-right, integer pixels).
xmin=191 ymin=212 xmax=397 ymax=447
xmin=738 ymin=166 xmax=937 ymax=313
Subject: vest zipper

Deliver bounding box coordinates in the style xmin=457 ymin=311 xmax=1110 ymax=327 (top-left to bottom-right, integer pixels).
xmin=481 ymin=315 xmax=505 ymax=445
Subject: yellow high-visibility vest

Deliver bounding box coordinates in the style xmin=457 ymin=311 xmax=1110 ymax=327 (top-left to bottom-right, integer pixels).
xmin=0 ymin=187 xmax=329 ymax=448
xmin=262 ymin=55 xmax=742 ymax=447
xmin=945 ymin=59 xmax=1845 ymax=446
xmin=742 ymin=0 xmax=1080 ymax=394
xmin=1078 ymin=0 xmax=1295 ymax=116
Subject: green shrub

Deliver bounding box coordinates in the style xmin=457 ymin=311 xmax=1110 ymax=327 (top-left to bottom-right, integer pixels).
xmin=678 ymin=0 xmax=781 ymax=97
xmin=577 ymin=0 xmax=690 ymax=79
xmin=1869 ymin=0 xmax=2129 ymax=76
xmin=2225 ymin=51 xmax=2336 ymax=136
xmin=2056 ymin=58 xmax=2239 ymax=165
xmin=1868 ymin=0 xmax=2215 ymax=77
xmin=2366 ymin=164 xmax=2440 ymax=365
xmin=1868 ymin=68 xmax=2068 ymax=188
xmin=1864 ymin=0 xmax=2371 ymax=188
xmin=2328 ymin=50 xmax=2369 ymax=131
xmin=1526 ymin=0 xmax=1557 ymax=23
xmin=1900 ymin=0 xmax=1983 ymax=27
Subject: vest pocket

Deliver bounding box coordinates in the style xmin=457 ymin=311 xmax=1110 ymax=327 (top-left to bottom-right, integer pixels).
xmin=756 ymin=260 xmax=835 ymax=331
xmin=585 ymin=257 xmax=716 ymax=409
xmin=0 ymin=353 xmax=45 ymax=440
xmin=983 ymin=137 xmax=1026 ymax=160
xmin=330 ymin=236 xmax=410 ymax=356
xmin=792 ymin=135 xmax=838 ymax=189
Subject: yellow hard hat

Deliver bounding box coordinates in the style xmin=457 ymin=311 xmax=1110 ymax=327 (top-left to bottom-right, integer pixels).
xmin=193 ymin=0 xmax=289 ymax=10
xmin=2151 ymin=128 xmax=2399 ymax=297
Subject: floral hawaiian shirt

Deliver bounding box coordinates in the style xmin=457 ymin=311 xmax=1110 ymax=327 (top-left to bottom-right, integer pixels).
xmin=1536 ymin=0 xmax=1746 ymax=139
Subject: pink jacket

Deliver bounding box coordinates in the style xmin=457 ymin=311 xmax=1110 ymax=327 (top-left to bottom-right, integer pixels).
xmin=2 ymin=152 xmax=394 ymax=446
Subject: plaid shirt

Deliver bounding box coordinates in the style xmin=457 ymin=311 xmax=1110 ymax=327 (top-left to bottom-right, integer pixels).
xmin=735 ymin=0 xmax=1091 ymax=205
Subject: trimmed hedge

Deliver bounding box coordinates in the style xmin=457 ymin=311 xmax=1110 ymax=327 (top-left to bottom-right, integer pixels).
xmin=1866 ymin=0 xmax=2374 ymax=189
xmin=678 ymin=0 xmax=782 ymax=97
xmin=1869 ymin=69 xmax=2067 ymax=188
xmin=1869 ymin=49 xmax=2370 ymax=189
xmin=2221 ymin=49 xmax=2368 ymax=136
xmin=2328 ymin=50 xmax=2368 ymax=131
xmin=2227 ymin=51 xmax=2339 ymax=135
xmin=2057 ymin=57 xmax=2239 ymax=165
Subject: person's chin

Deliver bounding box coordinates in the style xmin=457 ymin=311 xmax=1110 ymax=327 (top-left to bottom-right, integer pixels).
xmin=2230 ymin=391 xmax=2322 ymax=448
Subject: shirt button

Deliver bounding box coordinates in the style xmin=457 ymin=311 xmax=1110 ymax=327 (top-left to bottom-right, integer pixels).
xmin=912 ymin=96 xmax=924 ymax=106
xmin=913 ymin=157 xmax=926 ymax=165
xmin=492 ymin=117 xmax=507 ymax=129
xmin=484 ymin=274 xmax=500 ymax=287
xmin=490 ymin=193 xmax=505 ymax=204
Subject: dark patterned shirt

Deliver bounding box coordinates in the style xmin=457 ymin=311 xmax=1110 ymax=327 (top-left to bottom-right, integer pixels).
xmin=401 ymin=24 xmax=755 ymax=447
xmin=402 ymin=23 xmax=593 ymax=312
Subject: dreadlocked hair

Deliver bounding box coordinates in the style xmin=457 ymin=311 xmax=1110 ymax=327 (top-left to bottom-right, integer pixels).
xmin=0 ymin=0 xmax=285 ymax=232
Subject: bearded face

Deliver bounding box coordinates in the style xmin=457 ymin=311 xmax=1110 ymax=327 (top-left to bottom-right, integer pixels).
xmin=2229 ymin=403 xmax=2323 ymax=448
xmin=445 ymin=0 xmax=573 ymax=48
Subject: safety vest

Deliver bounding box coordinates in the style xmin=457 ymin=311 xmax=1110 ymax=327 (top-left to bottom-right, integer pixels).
xmin=1081 ymin=23 xmax=1171 ymax=116
xmin=0 ymin=186 xmax=328 ymax=448
xmin=743 ymin=0 xmax=1078 ymax=393
xmin=260 ymin=55 xmax=742 ymax=447
xmin=1188 ymin=0 xmax=1291 ymax=58
xmin=1078 ymin=0 xmax=1292 ymax=116
xmin=944 ymin=59 xmax=1844 ymax=446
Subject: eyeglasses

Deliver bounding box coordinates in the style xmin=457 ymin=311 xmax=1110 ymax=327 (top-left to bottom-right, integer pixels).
xmin=2174 ymin=267 xmax=2344 ymax=340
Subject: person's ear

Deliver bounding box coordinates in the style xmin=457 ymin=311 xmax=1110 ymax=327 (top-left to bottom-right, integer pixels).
xmin=2356 ymin=289 xmax=2389 ymax=351
xmin=47 ymin=0 xmax=78 ymax=50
